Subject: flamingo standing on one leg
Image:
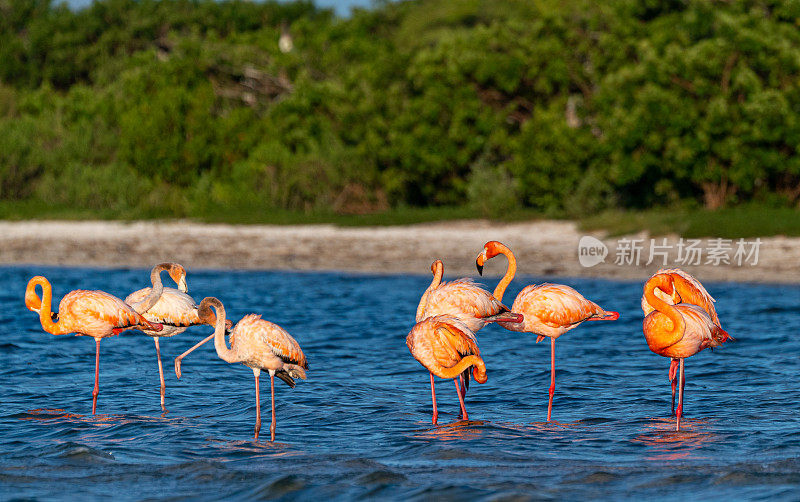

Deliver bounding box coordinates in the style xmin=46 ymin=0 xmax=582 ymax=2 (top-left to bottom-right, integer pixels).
xmin=476 ymin=241 xmax=619 ymax=422
xmin=640 ymin=268 xmax=720 ymax=415
xmin=642 ymin=270 xmax=731 ymax=431
xmin=406 ymin=315 xmax=488 ymax=424
xmin=125 ymin=262 xmax=231 ymax=412
xmin=176 ymin=297 xmax=307 ymax=441
xmin=25 ymin=276 xmax=163 ymax=414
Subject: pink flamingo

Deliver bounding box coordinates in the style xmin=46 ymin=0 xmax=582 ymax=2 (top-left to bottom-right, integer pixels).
xmin=642 ymin=270 xmax=731 ymax=431
xmin=175 ymin=297 xmax=307 ymax=441
xmin=417 ymin=259 xmax=522 ymax=332
xmin=417 ymin=259 xmax=521 ymax=402
xmin=25 ymin=276 xmax=163 ymax=414
xmin=125 ymin=262 xmax=227 ymax=411
xmin=406 ymin=315 xmax=487 ymax=424
xmin=476 ymin=241 xmax=619 ymax=421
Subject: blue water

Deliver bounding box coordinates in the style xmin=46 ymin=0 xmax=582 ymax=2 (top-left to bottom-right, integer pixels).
xmin=2 ymin=266 xmax=799 ymax=500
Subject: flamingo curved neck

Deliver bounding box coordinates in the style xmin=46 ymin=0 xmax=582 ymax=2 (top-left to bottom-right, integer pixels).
xmin=644 ymin=275 xmax=685 ymax=350
xmin=492 ymin=244 xmax=516 ymax=302
xmin=135 ymin=264 xmax=169 ymax=313
xmin=210 ymin=303 xmax=238 ymax=363
xmin=28 ymin=277 xmax=63 ymax=334
xmin=416 ymin=262 xmax=444 ymax=321
xmin=437 ymin=355 xmax=485 ymax=381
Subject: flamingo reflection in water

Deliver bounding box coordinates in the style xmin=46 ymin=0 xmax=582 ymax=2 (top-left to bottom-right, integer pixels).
xmin=641 ymin=269 xmax=731 ymax=431
xmin=633 ymin=417 xmax=720 ymax=460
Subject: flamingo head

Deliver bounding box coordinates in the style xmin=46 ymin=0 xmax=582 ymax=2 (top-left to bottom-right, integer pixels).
xmin=430 ymin=259 xmax=443 ymax=276
xmin=197 ymin=297 xmax=231 ymax=329
xmin=24 ymin=276 xmax=47 ymax=313
xmin=25 ymin=286 xmax=42 ymax=313
xmin=472 ymin=364 xmax=488 ymax=384
xmin=167 ymin=263 xmax=188 ymax=293
xmin=476 ymin=240 xmax=505 ymax=275
xmin=653 ymin=273 xmax=676 ymax=298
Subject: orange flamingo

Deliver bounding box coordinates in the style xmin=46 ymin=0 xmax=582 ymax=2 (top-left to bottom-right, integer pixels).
xmin=640 ymin=268 xmax=719 ymax=415
xmin=476 ymin=241 xmax=619 ymax=421
xmin=25 ymin=276 xmax=163 ymax=414
xmin=417 ymin=260 xmax=523 ymax=331
xmin=125 ymin=262 xmax=214 ymax=411
xmin=642 ymin=270 xmax=731 ymax=431
xmin=176 ymin=297 xmax=307 ymax=441
xmin=417 ymin=259 xmax=521 ymax=400
xmin=406 ymin=315 xmax=487 ymax=424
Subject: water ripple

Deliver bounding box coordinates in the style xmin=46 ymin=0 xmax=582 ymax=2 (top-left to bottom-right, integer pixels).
xmin=2 ymin=268 xmax=799 ymax=499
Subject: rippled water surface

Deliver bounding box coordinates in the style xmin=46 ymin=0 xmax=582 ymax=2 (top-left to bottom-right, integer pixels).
xmin=2 ymin=266 xmax=800 ymax=500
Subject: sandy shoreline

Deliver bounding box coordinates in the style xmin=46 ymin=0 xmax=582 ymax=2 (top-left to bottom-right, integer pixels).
xmin=2 ymin=219 xmax=798 ymax=283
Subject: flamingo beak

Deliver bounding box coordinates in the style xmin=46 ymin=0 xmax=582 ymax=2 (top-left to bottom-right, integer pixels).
xmin=476 ymin=252 xmax=485 ymax=276
xmin=178 ymin=276 xmax=188 ymax=293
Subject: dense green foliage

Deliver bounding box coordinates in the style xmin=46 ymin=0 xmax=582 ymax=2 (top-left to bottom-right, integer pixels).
xmin=1 ymin=0 xmax=799 ymax=220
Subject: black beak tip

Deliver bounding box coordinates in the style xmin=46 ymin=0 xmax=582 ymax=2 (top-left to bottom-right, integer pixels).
xmin=476 ymin=263 xmax=484 ymax=276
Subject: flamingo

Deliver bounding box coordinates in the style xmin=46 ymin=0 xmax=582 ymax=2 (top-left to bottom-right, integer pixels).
xmin=406 ymin=315 xmax=487 ymax=424
xmin=125 ymin=262 xmax=224 ymax=411
xmin=640 ymin=268 xmax=721 ymax=415
xmin=176 ymin=297 xmax=307 ymax=441
xmin=642 ymin=270 xmax=731 ymax=431
xmin=25 ymin=276 xmax=163 ymax=414
xmin=476 ymin=241 xmax=619 ymax=421
xmin=417 ymin=259 xmax=521 ymax=402
xmin=417 ymin=259 xmax=522 ymax=331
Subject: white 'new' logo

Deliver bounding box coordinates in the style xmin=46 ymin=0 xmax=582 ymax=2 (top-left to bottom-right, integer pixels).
xmin=578 ymin=236 xmax=608 ymax=268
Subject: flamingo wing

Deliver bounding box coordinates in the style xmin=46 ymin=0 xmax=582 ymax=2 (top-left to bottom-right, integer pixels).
xmin=237 ymin=314 xmax=308 ymax=369
xmin=662 ymin=269 xmax=720 ymax=326
xmin=432 ymin=316 xmax=479 ymax=355
xmin=126 ymin=288 xmax=200 ymax=326
xmin=640 ymin=269 xmax=720 ymax=326
xmin=514 ymin=284 xmax=605 ymax=328
xmin=59 ymin=290 xmax=152 ymax=333
xmin=407 ymin=315 xmax=478 ymax=372
xmin=424 ymin=279 xmax=507 ymax=319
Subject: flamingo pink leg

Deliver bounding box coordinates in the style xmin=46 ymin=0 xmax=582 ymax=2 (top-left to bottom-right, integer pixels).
xmin=458 ymin=374 xmax=467 ymax=418
xmin=174 ymin=333 xmax=214 ymax=379
xmin=669 ymin=358 xmax=679 ymax=415
xmin=430 ymin=372 xmax=438 ymax=424
xmin=270 ymin=371 xmax=276 ymax=442
xmin=254 ymin=371 xmax=261 ymax=440
xmin=91 ymin=338 xmax=100 ymax=415
xmin=454 ymin=379 xmax=468 ymax=421
xmin=675 ymin=358 xmax=685 ymax=431
xmin=547 ymin=337 xmax=555 ymax=422
xmin=154 ymin=338 xmax=166 ymax=411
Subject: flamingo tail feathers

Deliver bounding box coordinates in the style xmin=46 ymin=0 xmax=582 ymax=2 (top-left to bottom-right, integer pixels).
xmin=714 ymin=326 xmax=733 ymax=344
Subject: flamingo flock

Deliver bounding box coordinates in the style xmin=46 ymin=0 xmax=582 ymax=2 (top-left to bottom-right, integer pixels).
xmin=25 ymin=241 xmax=732 ymax=440
xmin=25 ymin=264 xmax=306 ymax=441
xmin=406 ymin=241 xmax=731 ymax=431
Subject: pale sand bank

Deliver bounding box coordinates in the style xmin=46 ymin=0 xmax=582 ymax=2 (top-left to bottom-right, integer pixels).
xmin=1 ymin=219 xmax=798 ymax=283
